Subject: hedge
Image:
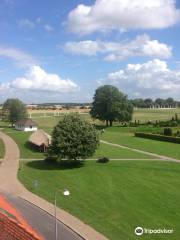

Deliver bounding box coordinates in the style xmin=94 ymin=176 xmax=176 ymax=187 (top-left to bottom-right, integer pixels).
xmin=135 ymin=132 xmax=180 ymax=144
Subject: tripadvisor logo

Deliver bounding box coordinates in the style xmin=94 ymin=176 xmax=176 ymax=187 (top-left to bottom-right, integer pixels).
xmin=134 ymin=226 xmax=174 ymax=236
xmin=135 ymin=227 xmax=143 ymax=236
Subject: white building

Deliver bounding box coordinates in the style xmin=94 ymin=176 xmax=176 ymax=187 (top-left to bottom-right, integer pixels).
xmin=15 ymin=119 xmax=38 ymax=132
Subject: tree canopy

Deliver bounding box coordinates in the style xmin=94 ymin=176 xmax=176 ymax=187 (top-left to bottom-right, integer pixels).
xmin=90 ymin=85 xmax=133 ymax=126
xmin=48 ymin=114 xmax=99 ymax=161
xmin=131 ymin=97 xmax=177 ymax=108
xmin=2 ymin=98 xmax=27 ymax=125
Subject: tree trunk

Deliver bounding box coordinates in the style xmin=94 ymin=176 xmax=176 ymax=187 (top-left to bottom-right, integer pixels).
xmin=106 ymin=120 xmax=109 ymax=126
xmin=110 ymin=120 xmax=113 ymax=126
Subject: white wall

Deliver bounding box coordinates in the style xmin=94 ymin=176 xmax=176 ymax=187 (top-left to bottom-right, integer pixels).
xmin=15 ymin=125 xmax=37 ymax=132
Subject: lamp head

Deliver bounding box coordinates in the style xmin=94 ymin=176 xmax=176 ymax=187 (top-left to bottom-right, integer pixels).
xmin=63 ymin=189 xmax=70 ymax=196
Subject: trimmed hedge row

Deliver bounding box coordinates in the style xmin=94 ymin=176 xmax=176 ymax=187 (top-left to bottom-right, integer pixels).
xmin=135 ymin=132 xmax=180 ymax=144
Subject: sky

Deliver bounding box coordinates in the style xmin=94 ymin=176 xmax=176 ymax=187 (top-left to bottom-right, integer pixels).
xmin=0 ymin=0 xmax=180 ymax=103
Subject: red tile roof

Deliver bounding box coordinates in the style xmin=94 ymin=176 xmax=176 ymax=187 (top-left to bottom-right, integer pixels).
xmin=0 ymin=195 xmax=43 ymax=240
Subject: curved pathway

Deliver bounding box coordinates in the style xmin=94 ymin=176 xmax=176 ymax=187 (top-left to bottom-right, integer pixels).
xmin=0 ymin=131 xmax=108 ymax=240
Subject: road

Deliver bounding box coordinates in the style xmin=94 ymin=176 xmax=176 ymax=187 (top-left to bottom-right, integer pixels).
xmin=5 ymin=193 xmax=83 ymax=240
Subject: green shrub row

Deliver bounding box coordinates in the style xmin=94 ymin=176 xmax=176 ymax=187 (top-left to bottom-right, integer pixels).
xmin=135 ymin=132 xmax=180 ymax=144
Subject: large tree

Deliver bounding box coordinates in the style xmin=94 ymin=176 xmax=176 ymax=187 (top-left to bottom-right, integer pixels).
xmin=2 ymin=98 xmax=27 ymax=125
xmin=90 ymin=85 xmax=133 ymax=126
xmin=48 ymin=114 xmax=99 ymax=161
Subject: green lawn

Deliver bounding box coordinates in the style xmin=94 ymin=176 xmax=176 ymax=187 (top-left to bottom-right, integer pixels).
xmin=18 ymin=160 xmax=180 ymax=240
xmin=2 ymin=127 xmax=152 ymax=159
xmin=94 ymin=142 xmax=154 ymax=159
xmin=0 ymin=139 xmax=5 ymax=159
xmin=2 ymin=123 xmax=180 ymax=160
xmin=3 ymin=128 xmax=45 ymax=159
xmin=101 ymin=126 xmax=180 ymax=159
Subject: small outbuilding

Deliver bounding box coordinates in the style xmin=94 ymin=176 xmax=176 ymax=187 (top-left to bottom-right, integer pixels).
xmin=15 ymin=119 xmax=38 ymax=132
xmin=28 ymin=129 xmax=52 ymax=152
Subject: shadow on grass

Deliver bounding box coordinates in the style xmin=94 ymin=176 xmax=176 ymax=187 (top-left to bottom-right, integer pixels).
xmin=24 ymin=142 xmax=46 ymax=154
xmin=26 ymin=159 xmax=84 ymax=171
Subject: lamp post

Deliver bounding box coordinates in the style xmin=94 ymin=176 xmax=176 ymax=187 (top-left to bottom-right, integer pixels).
xmin=54 ymin=189 xmax=70 ymax=240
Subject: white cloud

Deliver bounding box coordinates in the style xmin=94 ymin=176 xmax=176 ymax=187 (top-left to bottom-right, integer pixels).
xmin=106 ymin=59 xmax=180 ymax=98
xmin=67 ymin=0 xmax=180 ymax=35
xmin=65 ymin=40 xmax=101 ymax=56
xmin=44 ymin=24 xmax=54 ymax=32
xmin=0 ymin=46 xmax=38 ymax=68
xmin=0 ymin=65 xmax=79 ymax=93
xmin=18 ymin=19 xmax=35 ymax=29
xmin=65 ymin=35 xmax=172 ymax=61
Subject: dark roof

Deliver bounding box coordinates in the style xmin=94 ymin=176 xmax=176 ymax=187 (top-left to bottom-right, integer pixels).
xmin=15 ymin=118 xmax=37 ymax=127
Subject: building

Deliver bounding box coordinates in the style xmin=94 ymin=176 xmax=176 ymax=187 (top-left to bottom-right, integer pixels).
xmin=0 ymin=195 xmax=42 ymax=240
xmin=29 ymin=129 xmax=52 ymax=152
xmin=15 ymin=119 xmax=38 ymax=132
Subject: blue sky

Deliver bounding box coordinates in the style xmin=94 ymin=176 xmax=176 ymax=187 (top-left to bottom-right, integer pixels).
xmin=0 ymin=0 xmax=180 ymax=103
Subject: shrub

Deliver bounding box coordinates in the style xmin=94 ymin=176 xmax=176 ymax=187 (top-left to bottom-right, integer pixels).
xmin=169 ymin=121 xmax=178 ymax=127
xmin=176 ymin=130 xmax=180 ymax=137
xmin=135 ymin=132 xmax=180 ymax=144
xmin=97 ymin=157 xmax=110 ymax=163
xmin=164 ymin=128 xmax=172 ymax=136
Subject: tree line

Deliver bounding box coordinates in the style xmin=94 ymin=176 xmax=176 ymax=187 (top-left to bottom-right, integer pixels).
xmin=131 ymin=98 xmax=179 ymax=108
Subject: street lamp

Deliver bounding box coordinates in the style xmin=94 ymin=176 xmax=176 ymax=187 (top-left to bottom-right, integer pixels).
xmin=54 ymin=189 xmax=70 ymax=240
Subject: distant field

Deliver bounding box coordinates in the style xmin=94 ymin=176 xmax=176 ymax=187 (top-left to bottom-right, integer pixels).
xmin=33 ymin=115 xmax=94 ymax=134
xmin=29 ymin=108 xmax=180 ymax=124
xmin=18 ymin=160 xmax=180 ymax=240
xmin=133 ymin=108 xmax=180 ymax=122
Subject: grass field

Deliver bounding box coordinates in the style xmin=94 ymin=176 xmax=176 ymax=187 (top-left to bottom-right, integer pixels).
xmin=2 ymin=128 xmax=153 ymax=159
xmin=18 ymin=160 xmax=180 ymax=240
xmin=2 ymin=114 xmax=180 ymax=160
xmin=0 ymin=139 xmax=5 ymax=159
xmin=133 ymin=108 xmax=180 ymax=122
xmin=1 ymin=109 xmax=180 ymax=239
xmin=3 ymin=128 xmax=44 ymax=159
xmin=101 ymin=126 xmax=180 ymax=159
xmin=28 ymin=108 xmax=180 ymax=124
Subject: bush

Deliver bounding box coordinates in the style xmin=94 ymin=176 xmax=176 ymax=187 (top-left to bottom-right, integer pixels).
xmin=154 ymin=120 xmax=179 ymax=127
xmin=169 ymin=121 xmax=178 ymax=127
xmin=164 ymin=128 xmax=172 ymax=136
xmin=97 ymin=157 xmax=110 ymax=163
xmin=135 ymin=132 xmax=180 ymax=144
xmin=176 ymin=130 xmax=180 ymax=137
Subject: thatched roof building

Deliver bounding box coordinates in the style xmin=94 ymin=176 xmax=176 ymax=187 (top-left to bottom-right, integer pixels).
xmin=29 ymin=129 xmax=52 ymax=152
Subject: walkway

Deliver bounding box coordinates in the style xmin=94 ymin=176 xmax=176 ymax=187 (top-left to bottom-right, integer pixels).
xmin=100 ymin=140 xmax=180 ymax=163
xmin=0 ymin=131 xmax=108 ymax=240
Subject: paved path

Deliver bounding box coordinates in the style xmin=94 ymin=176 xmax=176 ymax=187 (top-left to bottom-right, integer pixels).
xmin=100 ymin=140 xmax=180 ymax=163
xmin=5 ymin=193 xmax=82 ymax=240
xmin=0 ymin=131 xmax=108 ymax=240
